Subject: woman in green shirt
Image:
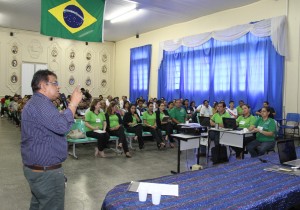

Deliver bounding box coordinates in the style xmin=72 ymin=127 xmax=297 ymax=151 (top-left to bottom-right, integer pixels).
xmin=85 ymin=99 xmax=110 ymax=158
xmin=143 ymin=102 xmax=165 ymax=149
xmin=232 ymin=104 xmax=256 ymax=159
xmin=105 ymin=101 xmax=131 ymax=158
xmin=246 ymin=107 xmax=276 ymax=157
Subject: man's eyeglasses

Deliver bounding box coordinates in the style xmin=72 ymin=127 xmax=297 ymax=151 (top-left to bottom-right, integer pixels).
xmin=47 ymin=81 xmax=59 ymax=86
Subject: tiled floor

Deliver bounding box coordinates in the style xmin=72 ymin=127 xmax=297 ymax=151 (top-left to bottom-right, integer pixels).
xmin=1 ymin=117 xmax=221 ymax=210
xmin=6 ymin=115 xmax=298 ymax=209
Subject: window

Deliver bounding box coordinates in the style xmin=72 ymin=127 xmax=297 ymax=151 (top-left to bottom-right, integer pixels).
xmin=130 ymin=45 xmax=152 ymax=101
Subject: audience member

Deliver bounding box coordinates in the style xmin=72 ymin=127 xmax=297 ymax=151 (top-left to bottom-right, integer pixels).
xmin=212 ymin=101 xmax=218 ymax=114
xmin=123 ymin=104 xmax=144 ymax=149
xmin=156 ymin=101 xmax=174 ymax=148
xmin=236 ymin=100 xmax=244 ymax=116
xmin=169 ymin=99 xmax=187 ymax=126
xmin=231 ymin=104 xmax=256 ymax=159
xmin=227 ymin=100 xmax=237 ymax=118
xmin=105 ymin=102 xmax=131 ymax=158
xmin=256 ymin=101 xmax=276 ymax=119
xmin=85 ymin=99 xmax=110 ymax=158
xmin=143 ymin=102 xmax=165 ymax=149
xmin=209 ymin=102 xmax=231 ymax=146
xmin=247 ymin=107 xmax=276 ymax=157
xmin=121 ymin=100 xmax=130 ymax=116
xmin=136 ymin=99 xmax=146 ymax=116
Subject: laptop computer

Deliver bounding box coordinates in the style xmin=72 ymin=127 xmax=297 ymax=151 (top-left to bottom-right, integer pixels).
xmin=198 ymin=116 xmax=211 ymax=127
xmin=222 ymin=117 xmax=239 ymax=130
xmin=277 ymin=139 xmax=300 ymax=167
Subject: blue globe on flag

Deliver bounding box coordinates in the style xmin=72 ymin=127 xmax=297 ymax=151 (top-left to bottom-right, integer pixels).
xmin=63 ymin=5 xmax=84 ymax=28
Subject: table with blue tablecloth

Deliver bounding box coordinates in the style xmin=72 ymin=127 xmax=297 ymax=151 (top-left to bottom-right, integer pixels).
xmin=102 ymin=148 xmax=300 ymax=209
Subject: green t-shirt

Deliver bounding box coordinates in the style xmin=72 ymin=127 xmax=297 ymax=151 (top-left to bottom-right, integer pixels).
xmin=143 ymin=111 xmax=156 ymax=126
xmin=236 ymin=115 xmax=256 ymax=129
xmin=109 ymin=114 xmax=119 ymax=128
xmin=160 ymin=112 xmax=165 ymax=121
xmin=85 ymin=111 xmax=106 ymax=131
xmin=4 ymin=99 xmax=10 ymax=107
xmin=132 ymin=116 xmax=137 ymax=125
xmin=211 ymin=111 xmax=231 ymax=124
xmin=169 ymin=107 xmax=186 ymax=123
xmin=255 ymin=117 xmax=276 ymax=142
xmin=236 ymin=106 xmax=243 ymax=116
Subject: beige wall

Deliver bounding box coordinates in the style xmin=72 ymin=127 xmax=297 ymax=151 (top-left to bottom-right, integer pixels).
xmin=115 ymin=0 xmax=300 ymax=114
xmin=0 ymin=27 xmax=115 ymax=97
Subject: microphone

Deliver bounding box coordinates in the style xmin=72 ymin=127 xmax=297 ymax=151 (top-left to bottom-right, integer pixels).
xmin=60 ymin=93 xmax=68 ymax=109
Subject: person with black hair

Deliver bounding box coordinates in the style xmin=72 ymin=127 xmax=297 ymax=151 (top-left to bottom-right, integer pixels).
xmin=21 ymin=69 xmax=82 ymax=210
xmin=256 ymin=101 xmax=276 ymax=119
xmin=123 ymin=104 xmax=144 ymax=149
xmin=143 ymin=102 xmax=165 ymax=149
xmin=156 ymin=101 xmax=174 ymax=148
xmin=136 ymin=99 xmax=146 ymax=116
xmin=227 ymin=100 xmax=237 ymax=119
xmin=247 ymin=107 xmax=276 ymax=157
xmin=231 ymin=104 xmax=256 ymax=159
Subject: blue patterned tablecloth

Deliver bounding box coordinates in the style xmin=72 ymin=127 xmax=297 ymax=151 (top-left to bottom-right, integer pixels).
xmin=102 ymin=149 xmax=300 ymax=210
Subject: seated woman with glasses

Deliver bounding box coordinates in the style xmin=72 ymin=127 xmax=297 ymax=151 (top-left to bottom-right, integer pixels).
xmin=246 ymin=107 xmax=276 ymax=157
xmin=155 ymin=101 xmax=174 ymax=148
xmin=123 ymin=104 xmax=144 ymax=150
xmin=231 ymin=104 xmax=256 ymax=159
xmin=105 ymin=101 xmax=131 ymax=158
xmin=143 ymin=102 xmax=165 ymax=149
xmin=85 ymin=99 xmax=110 ymax=158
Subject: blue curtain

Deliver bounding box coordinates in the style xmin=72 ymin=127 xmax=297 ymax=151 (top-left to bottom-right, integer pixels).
xmin=130 ymin=44 xmax=152 ymax=102
xmin=158 ymin=33 xmax=284 ymax=119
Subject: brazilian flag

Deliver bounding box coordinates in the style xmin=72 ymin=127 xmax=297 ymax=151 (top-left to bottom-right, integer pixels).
xmin=41 ymin=0 xmax=106 ymax=42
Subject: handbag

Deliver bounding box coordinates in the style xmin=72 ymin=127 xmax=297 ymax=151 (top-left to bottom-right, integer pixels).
xmin=67 ymin=129 xmax=86 ymax=139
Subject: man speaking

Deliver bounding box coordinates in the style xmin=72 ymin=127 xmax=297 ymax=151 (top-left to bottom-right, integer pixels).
xmin=21 ymin=70 xmax=82 ymax=210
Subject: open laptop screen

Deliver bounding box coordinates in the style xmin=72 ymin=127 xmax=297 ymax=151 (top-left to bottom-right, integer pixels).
xmin=222 ymin=117 xmax=237 ymax=130
xmin=277 ymin=139 xmax=297 ymax=164
xmin=198 ymin=116 xmax=210 ymax=127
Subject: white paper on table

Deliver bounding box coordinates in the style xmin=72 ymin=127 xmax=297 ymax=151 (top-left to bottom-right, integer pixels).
xmin=94 ymin=130 xmax=106 ymax=134
xmin=128 ymin=181 xmax=179 ymax=196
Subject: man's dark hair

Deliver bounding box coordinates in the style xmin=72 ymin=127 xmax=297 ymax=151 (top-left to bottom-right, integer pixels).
xmin=31 ymin=70 xmax=57 ymax=92
xmin=264 ymin=101 xmax=269 ymax=105
xmin=147 ymin=102 xmax=153 ymax=107
xmin=203 ymin=100 xmax=209 ymax=104
xmin=218 ymin=101 xmax=226 ymax=108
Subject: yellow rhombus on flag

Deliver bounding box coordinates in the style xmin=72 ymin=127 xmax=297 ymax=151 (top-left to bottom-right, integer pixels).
xmin=48 ymin=0 xmax=96 ymax=34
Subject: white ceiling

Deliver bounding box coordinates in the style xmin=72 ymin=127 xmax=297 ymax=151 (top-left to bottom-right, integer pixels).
xmin=0 ymin=0 xmax=260 ymax=42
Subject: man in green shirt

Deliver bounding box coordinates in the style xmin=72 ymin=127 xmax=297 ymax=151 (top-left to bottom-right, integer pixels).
xmin=210 ymin=102 xmax=231 ymax=127
xmin=169 ymin=99 xmax=187 ymax=124
xmin=209 ymin=102 xmax=231 ymax=146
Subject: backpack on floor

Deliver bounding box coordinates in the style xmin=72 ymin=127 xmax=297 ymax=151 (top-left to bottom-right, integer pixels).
xmin=211 ymin=145 xmax=228 ymax=164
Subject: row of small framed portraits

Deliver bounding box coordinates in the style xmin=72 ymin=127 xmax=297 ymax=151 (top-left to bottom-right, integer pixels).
xmin=68 ymin=76 xmax=107 ymax=87
xmin=8 ymin=73 xmax=108 ymax=87
xmin=69 ymin=62 xmax=107 ymax=73
xmin=51 ymin=49 xmax=108 ymax=63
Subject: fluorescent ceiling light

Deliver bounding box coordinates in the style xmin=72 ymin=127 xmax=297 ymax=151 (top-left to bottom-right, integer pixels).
xmin=110 ymin=9 xmax=140 ymax=24
xmin=106 ymin=4 xmax=137 ymax=21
